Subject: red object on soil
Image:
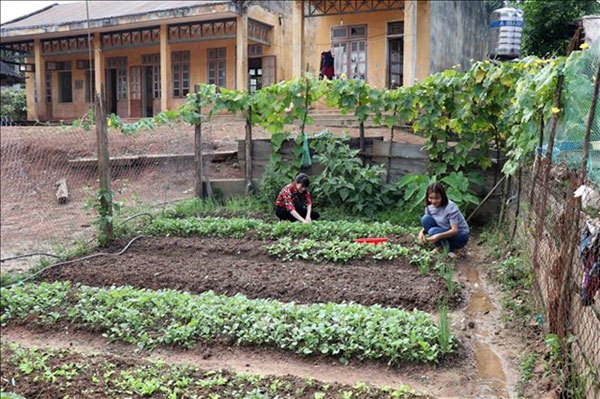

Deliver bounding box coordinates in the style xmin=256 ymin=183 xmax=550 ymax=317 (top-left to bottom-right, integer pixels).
xmin=355 ymin=238 xmax=389 ymax=245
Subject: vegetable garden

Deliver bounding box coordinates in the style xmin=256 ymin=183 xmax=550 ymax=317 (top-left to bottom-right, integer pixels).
xmin=1 ymin=41 xmax=599 ymax=398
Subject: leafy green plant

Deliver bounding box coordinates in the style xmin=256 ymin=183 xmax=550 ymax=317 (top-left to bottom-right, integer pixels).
xmin=0 ymin=87 xmax=26 ymax=121
xmin=267 ymin=237 xmax=413 ymax=263
xmin=1 ymin=282 xmax=454 ymax=364
xmin=395 ymin=172 xmax=480 ymax=214
xmin=1 ymin=343 xmax=422 ymax=398
xmin=311 ymin=132 xmax=394 ymax=216
xmin=437 ymin=301 xmax=454 ymax=354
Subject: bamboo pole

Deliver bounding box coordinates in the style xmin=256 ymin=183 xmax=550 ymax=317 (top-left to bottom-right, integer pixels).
xmin=94 ymin=86 xmax=113 ymax=240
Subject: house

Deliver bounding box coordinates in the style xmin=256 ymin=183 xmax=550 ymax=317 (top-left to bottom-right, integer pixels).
xmin=0 ymin=0 xmax=490 ymax=122
xmin=0 ymin=60 xmax=24 ymax=86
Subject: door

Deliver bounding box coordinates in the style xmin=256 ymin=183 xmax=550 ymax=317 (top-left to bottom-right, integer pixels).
xmin=129 ymin=66 xmax=142 ymax=118
xmin=262 ymin=55 xmax=276 ymax=87
xmin=143 ymin=66 xmax=154 ymax=117
xmin=105 ymin=69 xmax=117 ymax=114
xmin=45 ymin=70 xmax=53 ymax=120
xmin=388 ymin=38 xmax=403 ymax=88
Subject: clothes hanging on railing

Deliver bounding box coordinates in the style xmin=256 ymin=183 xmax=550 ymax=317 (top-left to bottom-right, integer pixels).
xmin=579 ymin=220 xmax=600 ymax=306
xmin=319 ymin=51 xmax=334 ymax=79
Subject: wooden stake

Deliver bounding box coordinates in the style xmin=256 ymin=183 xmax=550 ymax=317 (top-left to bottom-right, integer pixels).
xmin=194 ymin=86 xmax=204 ymax=198
xmin=55 ymin=178 xmax=70 ymax=204
xmin=245 ymin=106 xmax=254 ymax=194
xmin=94 ymin=86 xmax=112 ymax=240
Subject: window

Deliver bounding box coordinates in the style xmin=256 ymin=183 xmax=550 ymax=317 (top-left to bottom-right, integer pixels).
xmin=207 ymin=47 xmax=226 ymax=87
xmin=46 ymin=61 xmax=71 ymax=71
xmin=84 ymin=70 xmax=96 ymax=103
xmin=142 ymin=53 xmax=161 ymax=99
xmin=388 ymin=21 xmax=404 ymax=36
xmin=76 ymin=59 xmax=92 ymax=70
xmin=172 ymin=51 xmax=190 ymax=97
xmin=387 ymin=22 xmax=404 ymax=88
xmin=331 ymin=25 xmax=367 ymax=80
xmin=248 ymin=44 xmax=262 ymax=57
xmin=45 ymin=70 xmax=52 ymax=103
xmin=106 ymin=57 xmax=127 ymax=101
xmin=58 ymin=71 xmax=72 ymax=103
xmin=130 ymin=66 xmax=141 ymax=100
xmin=153 ymin=65 xmax=161 ymax=99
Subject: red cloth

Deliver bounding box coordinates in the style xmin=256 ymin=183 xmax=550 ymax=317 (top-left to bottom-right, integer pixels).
xmin=275 ymin=183 xmax=312 ymax=211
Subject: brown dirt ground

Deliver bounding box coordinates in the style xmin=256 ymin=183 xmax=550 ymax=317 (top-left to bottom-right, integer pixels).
xmin=40 ymin=236 xmax=460 ymax=311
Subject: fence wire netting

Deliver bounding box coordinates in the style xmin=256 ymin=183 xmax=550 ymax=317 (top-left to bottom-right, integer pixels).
xmin=0 ymin=122 xmax=207 ymax=272
xmin=545 ymin=40 xmax=600 ymax=187
xmin=506 ymin=46 xmax=600 ymax=397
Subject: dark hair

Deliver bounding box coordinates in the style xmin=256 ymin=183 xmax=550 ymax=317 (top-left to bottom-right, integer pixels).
xmin=295 ymin=173 xmax=310 ymax=188
xmin=425 ymin=182 xmax=449 ymax=207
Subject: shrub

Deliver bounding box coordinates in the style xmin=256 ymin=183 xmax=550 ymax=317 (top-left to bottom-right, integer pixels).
xmin=0 ymin=87 xmax=26 ymax=121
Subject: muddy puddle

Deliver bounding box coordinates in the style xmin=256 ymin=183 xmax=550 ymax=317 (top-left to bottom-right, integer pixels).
xmin=461 ymin=263 xmax=514 ymax=399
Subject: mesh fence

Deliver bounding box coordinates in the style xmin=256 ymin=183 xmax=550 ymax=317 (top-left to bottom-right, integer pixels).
xmin=506 ymin=46 xmax=600 ymax=397
xmin=545 ymin=40 xmax=600 ymax=187
xmin=0 ymin=122 xmax=220 ymax=272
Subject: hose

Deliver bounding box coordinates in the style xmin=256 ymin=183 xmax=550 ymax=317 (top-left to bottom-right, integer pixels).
xmin=5 ymin=235 xmax=145 ymax=287
xmin=1 ymin=252 xmax=61 ymax=263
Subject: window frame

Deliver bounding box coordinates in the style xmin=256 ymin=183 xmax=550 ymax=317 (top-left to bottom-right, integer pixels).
xmin=330 ymin=24 xmax=367 ymax=80
xmin=207 ymin=47 xmax=226 ymax=88
xmin=172 ymin=50 xmax=190 ymax=98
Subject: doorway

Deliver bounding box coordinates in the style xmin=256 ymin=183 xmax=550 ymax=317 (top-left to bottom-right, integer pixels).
xmin=143 ymin=66 xmax=154 ymax=117
xmin=105 ymin=69 xmax=117 ymax=114
xmin=248 ymin=57 xmax=262 ymax=93
xmin=388 ymin=37 xmax=403 ymax=88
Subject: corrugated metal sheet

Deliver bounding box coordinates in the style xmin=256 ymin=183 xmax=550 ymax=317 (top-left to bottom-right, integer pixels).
xmin=2 ymin=1 xmax=230 ymax=30
xmin=0 ymin=61 xmax=21 ymax=78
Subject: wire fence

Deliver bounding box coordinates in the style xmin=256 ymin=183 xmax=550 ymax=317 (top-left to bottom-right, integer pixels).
xmin=505 ymin=50 xmax=600 ymax=398
xmin=0 ymin=122 xmax=211 ymax=272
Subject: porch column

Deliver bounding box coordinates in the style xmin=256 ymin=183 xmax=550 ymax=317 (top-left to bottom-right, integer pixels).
xmin=236 ymin=14 xmax=249 ymax=90
xmin=291 ymin=0 xmax=304 ymax=77
xmin=33 ymin=38 xmax=45 ymax=119
xmin=160 ymin=23 xmax=171 ymax=111
xmin=403 ymin=0 xmax=418 ymax=86
xmin=93 ymin=32 xmax=104 ymax=96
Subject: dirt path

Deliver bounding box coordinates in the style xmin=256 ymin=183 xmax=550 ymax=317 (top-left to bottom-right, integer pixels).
xmin=453 ymin=246 xmax=522 ymax=399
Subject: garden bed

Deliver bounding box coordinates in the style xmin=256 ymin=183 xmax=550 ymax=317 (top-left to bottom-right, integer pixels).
xmin=40 ymin=237 xmax=458 ymax=311
xmin=0 ymin=343 xmax=425 ymax=399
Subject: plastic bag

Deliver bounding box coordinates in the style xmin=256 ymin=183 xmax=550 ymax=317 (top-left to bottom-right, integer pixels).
xmin=301 ymin=134 xmax=312 ymax=168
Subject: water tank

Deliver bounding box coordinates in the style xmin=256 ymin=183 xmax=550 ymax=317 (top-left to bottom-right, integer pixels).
xmin=489 ymin=7 xmax=524 ymax=60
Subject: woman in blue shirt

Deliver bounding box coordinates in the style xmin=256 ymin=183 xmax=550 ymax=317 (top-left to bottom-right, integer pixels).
xmin=418 ymin=182 xmax=470 ymax=253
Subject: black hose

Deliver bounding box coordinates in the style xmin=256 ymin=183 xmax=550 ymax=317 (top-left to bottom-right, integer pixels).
xmin=1 ymin=252 xmax=61 ymax=263
xmin=5 ymin=235 xmax=145 ymax=287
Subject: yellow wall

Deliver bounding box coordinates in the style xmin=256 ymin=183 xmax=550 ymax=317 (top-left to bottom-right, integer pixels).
xmin=302 ymin=1 xmax=431 ymax=88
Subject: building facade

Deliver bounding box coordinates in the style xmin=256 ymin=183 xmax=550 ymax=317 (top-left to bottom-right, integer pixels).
xmin=0 ymin=0 xmax=489 ymax=121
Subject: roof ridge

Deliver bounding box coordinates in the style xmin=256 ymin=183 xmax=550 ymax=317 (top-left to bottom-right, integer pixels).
xmin=1 ymin=2 xmax=59 ymax=27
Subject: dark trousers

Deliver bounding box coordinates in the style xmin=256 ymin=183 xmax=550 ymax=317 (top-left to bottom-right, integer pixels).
xmin=421 ymin=215 xmax=469 ymax=252
xmin=275 ymin=205 xmax=320 ymax=222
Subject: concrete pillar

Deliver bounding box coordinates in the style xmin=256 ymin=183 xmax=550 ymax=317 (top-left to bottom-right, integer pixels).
xmin=236 ymin=14 xmax=248 ymax=90
xmin=291 ymin=0 xmax=304 ymax=77
xmin=33 ymin=38 xmax=45 ymax=119
xmin=160 ymin=24 xmax=171 ymax=110
xmin=93 ymin=32 xmax=104 ymax=97
xmin=403 ymin=0 xmax=418 ymax=86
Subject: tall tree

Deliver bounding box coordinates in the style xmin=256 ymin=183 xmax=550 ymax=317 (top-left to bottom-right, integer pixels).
xmin=519 ymin=0 xmax=599 ymax=57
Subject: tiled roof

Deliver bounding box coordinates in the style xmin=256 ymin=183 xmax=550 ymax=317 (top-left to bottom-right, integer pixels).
xmin=2 ymin=1 xmax=230 ymax=30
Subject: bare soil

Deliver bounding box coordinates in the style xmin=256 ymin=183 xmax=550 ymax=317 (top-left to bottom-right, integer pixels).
xmin=40 ymin=236 xmax=459 ymax=311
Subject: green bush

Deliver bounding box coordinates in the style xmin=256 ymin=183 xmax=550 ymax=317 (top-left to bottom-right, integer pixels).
xmin=0 ymin=87 xmax=26 ymax=121
xmin=311 ymin=132 xmax=395 ymax=216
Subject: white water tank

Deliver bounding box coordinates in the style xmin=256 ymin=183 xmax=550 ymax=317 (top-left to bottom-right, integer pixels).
xmin=489 ymin=7 xmax=524 ymax=59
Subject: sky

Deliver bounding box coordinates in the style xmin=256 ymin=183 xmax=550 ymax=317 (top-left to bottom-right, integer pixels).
xmin=1 ymin=0 xmax=73 ymax=24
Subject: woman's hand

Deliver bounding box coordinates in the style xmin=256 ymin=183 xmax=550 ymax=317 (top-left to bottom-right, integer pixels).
xmin=427 ymin=234 xmax=440 ymax=244
xmin=418 ymin=230 xmax=425 ymax=245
